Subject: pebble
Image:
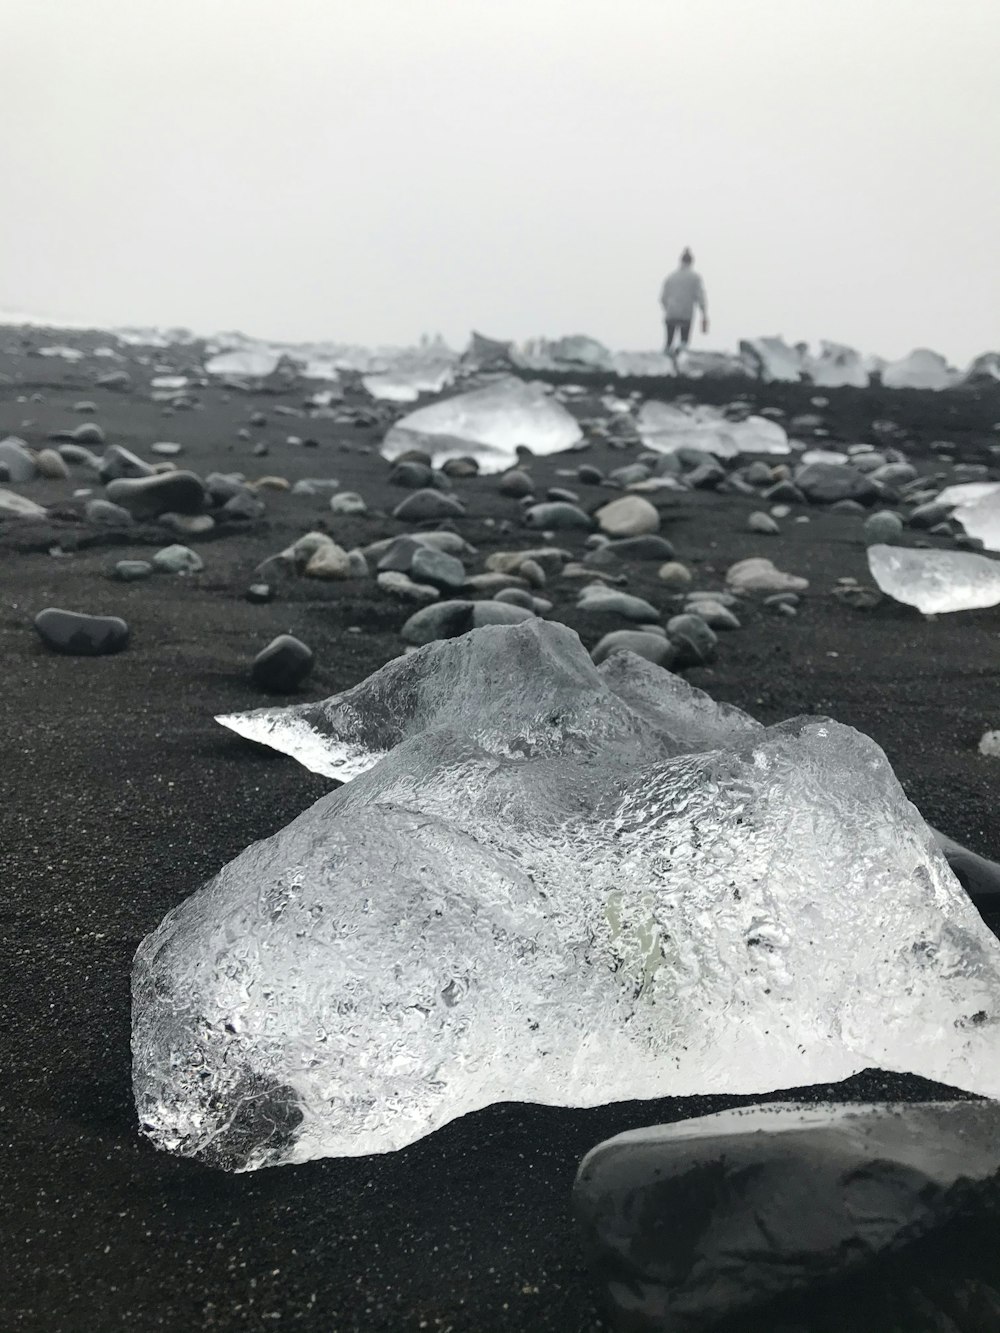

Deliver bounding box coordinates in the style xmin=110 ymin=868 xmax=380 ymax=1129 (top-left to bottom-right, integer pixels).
xmin=0 ymin=488 xmax=47 ymax=519
xmin=748 ymin=511 xmax=779 ymax=534
xmin=727 ymin=557 xmax=808 ymax=595
xmin=34 ymin=607 xmax=129 ymax=656
xmin=107 ymin=472 xmax=205 ymax=518
xmin=471 ymin=602 xmax=537 ymax=629
xmin=253 ymin=476 xmax=290 ymax=492
xmin=577 ymin=585 xmax=659 ymax=622
xmin=687 ymin=462 xmax=726 ymax=490
xmin=246 ymin=583 xmax=276 ymax=604
xmin=152 ymin=544 xmax=204 ymax=575
xmin=863 ymin=510 xmax=904 ymax=545
xmin=402 ymin=601 xmax=476 ymax=644
xmin=221 ymin=490 xmax=267 ymax=521
xmin=908 ymin=500 xmax=953 ymax=529
xmin=547 ymin=486 xmax=580 ymax=504
xmin=33 ymin=448 xmax=69 ymax=480
xmin=577 ymin=464 xmax=604 ymax=485
xmin=377 ymin=570 xmax=440 ymax=603
xmin=291 ymin=478 xmax=341 ymax=496
xmin=160 ymin=512 xmax=215 ymax=536
xmin=305 ymin=541 xmax=353 ymax=579
xmin=84 ymin=497 xmax=133 ymax=526
xmin=392 ymin=489 xmax=466 ymax=521
xmin=686 ymin=599 xmax=741 ymax=630
xmin=665 ymin=613 xmax=717 ymax=667
xmin=151 ymin=442 xmax=183 ymax=457
xmin=0 ymin=437 xmax=37 ymax=482
xmin=595 ymin=495 xmax=660 ymax=537
xmin=391 ymin=461 xmax=436 ymax=489
xmin=112 ymin=560 xmax=153 ymax=581
xmin=464 ymin=572 xmax=529 ymax=593
xmin=658 ymin=561 xmax=692 ymax=590
xmin=441 ymin=456 xmax=479 ymax=478
xmin=591 ymin=630 xmax=677 ymax=668
xmin=410 ymin=546 xmax=466 ymax=591
xmin=73 ymin=401 xmax=98 ymax=414
xmin=57 ymin=444 xmax=101 ymax=470
xmin=498 ymin=469 xmax=535 ymax=498
xmin=250 ymin=635 xmax=313 ymax=693
xmin=68 ymin=422 xmax=105 ymax=445
xmin=979 ymin=730 xmax=1000 ymax=758
xmin=96 ymin=370 xmax=131 ymax=390
xmin=793 ymin=462 xmax=877 ymax=506
xmin=523 ymin=502 xmax=593 ymax=531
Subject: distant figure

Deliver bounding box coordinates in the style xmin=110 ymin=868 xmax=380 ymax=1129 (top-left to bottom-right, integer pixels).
xmin=660 ymin=248 xmax=709 ymax=352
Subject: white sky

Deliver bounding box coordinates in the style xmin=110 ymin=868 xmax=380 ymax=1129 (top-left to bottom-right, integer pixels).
xmin=2 ymin=0 xmax=998 ymax=361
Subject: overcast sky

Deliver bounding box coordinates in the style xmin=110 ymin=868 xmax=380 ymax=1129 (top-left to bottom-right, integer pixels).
xmin=3 ymin=0 xmax=997 ymax=362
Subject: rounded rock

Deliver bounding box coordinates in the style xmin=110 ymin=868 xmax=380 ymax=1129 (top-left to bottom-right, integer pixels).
xmin=34 ymin=607 xmax=129 ymax=656
xmin=250 ymin=635 xmax=314 ymax=693
xmin=595 ymin=495 xmax=660 ymax=538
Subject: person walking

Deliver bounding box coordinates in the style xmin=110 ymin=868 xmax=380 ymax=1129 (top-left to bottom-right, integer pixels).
xmin=660 ymin=248 xmax=709 ymax=352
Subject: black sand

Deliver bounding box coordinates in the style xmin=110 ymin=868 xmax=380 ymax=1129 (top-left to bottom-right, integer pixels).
xmin=3 ymin=334 xmax=1000 ymax=1330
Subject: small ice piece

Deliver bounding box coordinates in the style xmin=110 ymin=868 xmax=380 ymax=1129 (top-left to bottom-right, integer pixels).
xmin=802 ymin=340 xmax=869 ymax=388
xmin=953 ymin=488 xmax=1000 ymax=552
xmin=381 ymin=377 xmax=582 ymax=473
xmin=739 ymin=336 xmax=804 ymax=382
xmin=936 ymin=481 xmax=1000 ymax=509
xmin=800 ymin=448 xmax=849 ymax=466
xmin=362 ymin=361 xmax=454 ymax=403
xmin=881 ymin=348 xmax=959 ymax=390
xmin=963 ymin=351 xmax=1000 ymax=385
xmin=671 ymin=348 xmax=750 ymax=379
xmin=609 ymin=351 xmax=678 ymax=377
xmin=151 ymin=375 xmax=188 ymax=390
xmin=135 ymin=620 xmax=1000 ymax=1169
xmin=39 ymin=345 xmax=85 ymax=362
xmin=637 ymin=402 xmax=789 ymax=458
xmin=979 ymin=730 xmax=1000 ymax=757
xmin=205 ymin=348 xmax=282 ymax=378
xmin=868 ymin=543 xmax=1000 ymax=612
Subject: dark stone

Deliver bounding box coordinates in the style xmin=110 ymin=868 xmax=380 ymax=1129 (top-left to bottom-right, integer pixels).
xmin=376 ymin=536 xmax=424 ymax=574
xmin=686 ymin=462 xmax=726 ymax=490
xmin=523 ymin=502 xmax=594 ymax=531
xmin=85 ymin=498 xmax=134 ymax=527
xmin=106 ymin=472 xmax=206 ymax=518
xmin=401 ymin=600 xmax=475 ymax=645
xmin=577 ymin=464 xmax=604 ymax=485
xmin=909 ymin=500 xmax=954 ymax=529
xmin=221 ymin=490 xmax=267 ymax=521
xmin=932 ymin=828 xmax=1000 ymax=907
xmin=665 ymin=613 xmax=717 ymax=667
xmin=498 ymin=469 xmax=535 ymax=498
xmin=390 ymin=461 xmax=435 ymax=489
xmin=591 ymin=630 xmax=676 ymax=668
xmin=98 ymin=445 xmax=155 ymax=482
xmin=608 ymin=535 xmax=676 ymax=561
xmin=409 ymin=546 xmax=466 ymax=591
xmin=34 ymin=607 xmax=130 ymax=656
xmin=830 ymin=498 xmax=867 ymax=515
xmin=793 ymin=462 xmax=878 ymax=506
xmin=574 ymin=1100 xmax=1000 ymax=1333
xmin=471 ymin=602 xmax=536 ymax=628
xmin=440 ymin=455 xmax=479 ymax=478
xmin=392 ymin=489 xmax=466 ymax=522
xmin=763 ymin=479 xmax=805 ymax=504
xmin=204 ymin=472 xmax=249 ymax=504
xmin=547 ymin=487 xmax=580 ymax=504
xmin=250 ymin=635 xmax=313 ymax=693
xmin=390 ymin=448 xmax=433 ymax=468
xmin=0 ymin=437 xmax=37 ymax=482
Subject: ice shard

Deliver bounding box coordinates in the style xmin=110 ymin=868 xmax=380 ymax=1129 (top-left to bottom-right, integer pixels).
xmin=204 ymin=348 xmax=283 ymax=379
xmin=952 ymin=488 xmax=1000 ymax=552
xmin=739 ymin=336 xmax=803 ymax=382
xmin=868 ymin=543 xmax=1000 ymax=612
xmin=881 ymin=348 xmax=959 ymax=390
xmin=803 ymin=340 xmax=870 ymax=388
xmin=361 ymin=360 xmax=455 ymax=403
xmin=134 ymin=621 xmax=1000 ymax=1169
xmin=637 ymin=401 xmax=790 ymax=458
xmin=380 ymin=377 xmax=582 ymax=473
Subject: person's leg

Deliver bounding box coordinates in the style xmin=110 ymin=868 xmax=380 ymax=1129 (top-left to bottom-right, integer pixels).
xmin=678 ymin=318 xmax=692 ymax=348
xmin=665 ymin=319 xmax=679 ymax=351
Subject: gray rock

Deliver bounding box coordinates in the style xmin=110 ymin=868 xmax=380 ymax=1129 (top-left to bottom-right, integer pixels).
xmin=152 ymin=544 xmax=204 ymax=574
xmin=34 ymin=607 xmax=129 ymax=656
xmin=870 ymin=461 xmax=918 ymax=486
xmin=401 ymin=600 xmax=475 ymax=644
xmin=577 ymin=464 xmax=603 ymax=485
xmin=864 ymin=510 xmax=904 ymax=545
xmin=85 ymin=497 xmax=133 ymax=526
xmin=151 ymin=441 xmax=183 ymax=457
xmin=291 ymin=477 xmax=341 ymax=496
xmin=377 ymin=536 xmax=424 ymax=574
xmin=410 ymin=546 xmax=466 ymax=591
xmin=67 ymin=422 xmax=105 ymax=445
xmin=222 ymin=490 xmax=267 ymax=521
xmin=665 ymin=613 xmax=717 ymax=666
xmin=390 ymin=461 xmax=436 ymax=489
xmin=106 ymin=472 xmax=206 ymax=519
xmin=0 ymin=437 xmax=37 ymax=483
xmin=112 ymin=560 xmax=153 ymax=581
xmin=377 ymin=570 xmax=440 ymax=603
xmin=35 ymin=448 xmax=70 ymax=480
xmin=591 ymin=630 xmax=677 ymax=668
xmin=392 ymin=489 xmax=466 ymax=522
xmin=762 ymin=479 xmax=805 ymax=504
xmin=748 ymin=510 xmax=779 ymax=534
xmin=471 ymin=602 xmax=536 ymax=628
xmin=73 ymin=400 xmax=98 ymax=414
xmin=657 ymin=561 xmax=692 ymax=590
xmin=727 ymin=556 xmax=808 ymax=595
xmin=523 ymin=502 xmax=594 ymax=531
xmin=329 ymin=487 xmax=368 ymax=511
xmin=251 ymin=635 xmax=313 ymax=693
xmin=546 ymin=486 xmax=580 ymax=504
xmin=607 ymin=464 xmax=650 ymax=487
xmin=0 ymin=488 xmax=47 ymax=519
xmin=204 ymin=472 xmax=248 ymax=503
xmin=493 ymin=587 xmax=536 ymax=610
xmin=440 ymin=456 xmax=479 ymax=478
xmin=744 ymin=461 xmax=774 ymax=486
xmin=909 ymin=499 xmax=953 ymax=529
xmin=685 ymin=599 xmax=741 ymax=630
xmin=574 ymin=1100 xmax=1000 ymax=1333
xmin=793 ymin=462 xmax=877 ymax=505
xmin=595 ymin=495 xmax=660 ymax=537
xmin=852 ymin=450 xmax=888 ymax=473
xmin=686 ymin=462 xmax=725 ymax=489
xmin=96 ymin=370 xmax=131 ymax=390
xmin=498 ymin=469 xmax=535 ymax=498
xmin=57 ymin=444 xmax=102 ymax=470
xmin=578 ymin=585 xmax=659 ymax=622
xmin=830 ymin=498 xmax=867 ymax=515
xmin=160 ymin=512 xmax=215 ymax=536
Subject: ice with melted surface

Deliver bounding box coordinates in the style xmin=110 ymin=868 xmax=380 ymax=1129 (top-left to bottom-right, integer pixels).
xmin=134 ymin=621 xmax=1000 ymax=1170
xmin=868 ymin=543 xmax=1000 ymax=612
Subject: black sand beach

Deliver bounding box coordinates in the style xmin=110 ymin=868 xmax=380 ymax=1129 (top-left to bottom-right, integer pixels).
xmin=4 ymin=332 xmax=1000 ymax=1330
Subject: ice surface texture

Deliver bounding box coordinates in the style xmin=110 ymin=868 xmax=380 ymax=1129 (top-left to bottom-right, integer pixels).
xmin=381 ymin=376 xmax=582 ymax=473
xmin=134 ymin=621 xmax=1000 ymax=1170
xmin=869 ymin=543 xmax=1000 ymax=612
xmin=637 ymin=402 xmax=790 ymax=458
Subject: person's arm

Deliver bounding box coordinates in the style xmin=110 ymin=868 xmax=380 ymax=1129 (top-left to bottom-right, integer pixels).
xmin=659 ymin=277 xmax=671 ymax=311
xmin=697 ymin=278 xmax=709 ymax=332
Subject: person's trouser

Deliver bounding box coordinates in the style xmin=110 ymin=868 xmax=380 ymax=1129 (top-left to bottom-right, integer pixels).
xmin=664 ymin=317 xmax=692 ymax=350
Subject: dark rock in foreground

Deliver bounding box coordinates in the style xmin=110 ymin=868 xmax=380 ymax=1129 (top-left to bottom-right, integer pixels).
xmin=251 ymin=635 xmax=314 ymax=693
xmin=574 ymin=1099 xmax=1000 ymax=1332
xmin=34 ymin=607 xmax=130 ymax=656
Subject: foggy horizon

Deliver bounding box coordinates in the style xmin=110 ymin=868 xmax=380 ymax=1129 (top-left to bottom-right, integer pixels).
xmin=3 ymin=0 xmax=998 ymax=364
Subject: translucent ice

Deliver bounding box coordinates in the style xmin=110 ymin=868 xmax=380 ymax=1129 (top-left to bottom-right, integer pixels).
xmin=953 ymin=488 xmax=1000 ymax=552
xmin=802 ymin=340 xmax=870 ymax=388
xmin=204 ymin=348 xmax=283 ymax=379
xmin=881 ymin=348 xmax=959 ymax=390
xmin=381 ymin=377 xmax=582 ymax=473
xmin=362 ymin=360 xmax=454 ymax=403
xmin=134 ymin=620 xmax=1000 ymax=1169
xmin=637 ymin=401 xmax=790 ymax=458
xmin=936 ymin=481 xmax=1000 ymax=509
xmin=739 ymin=336 xmax=803 ymax=382
xmin=868 ymin=543 xmax=1000 ymax=612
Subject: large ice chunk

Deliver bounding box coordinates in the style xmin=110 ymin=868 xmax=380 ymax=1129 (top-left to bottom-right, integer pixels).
xmin=802 ymin=340 xmax=870 ymax=388
xmin=204 ymin=348 xmax=282 ymax=379
xmin=868 ymin=543 xmax=1000 ymax=612
xmin=739 ymin=336 xmax=804 ymax=382
xmin=134 ymin=621 xmax=1000 ymax=1169
xmin=952 ymin=488 xmax=1000 ymax=552
xmin=881 ymin=348 xmax=959 ymax=390
xmin=362 ymin=359 xmax=455 ymax=403
xmin=380 ymin=377 xmax=582 ymax=472
xmin=637 ymin=401 xmax=790 ymax=457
